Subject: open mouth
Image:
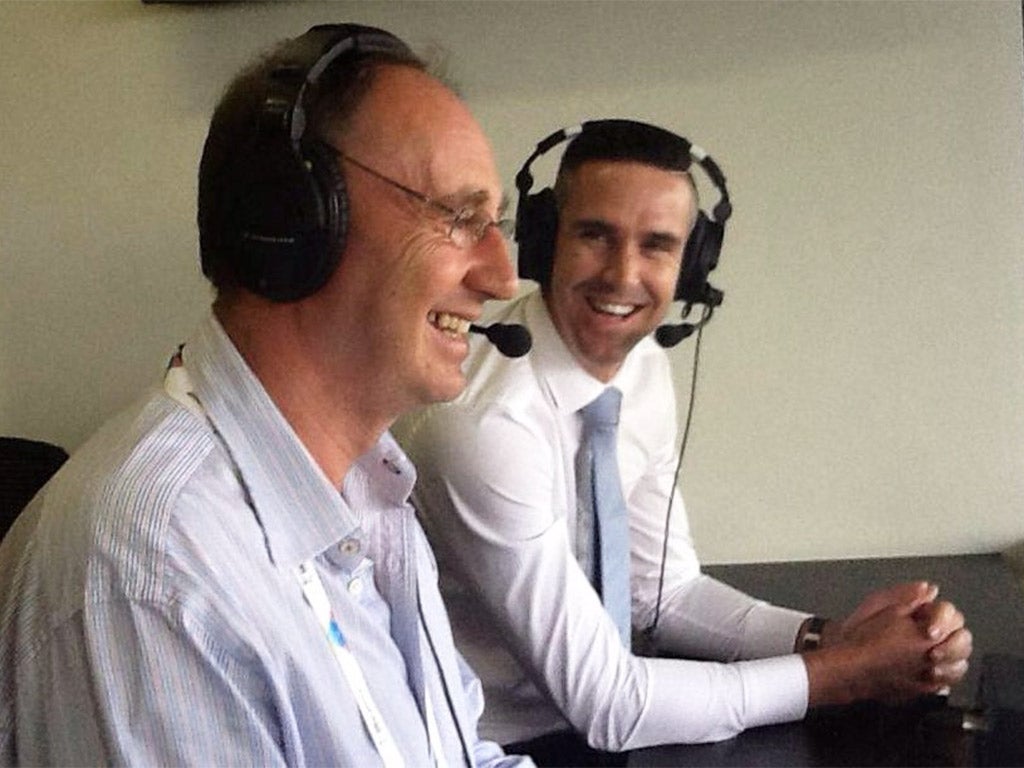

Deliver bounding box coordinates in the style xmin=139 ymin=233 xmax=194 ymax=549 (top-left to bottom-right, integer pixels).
xmin=588 ymin=298 xmax=639 ymax=318
xmin=428 ymin=310 xmax=472 ymax=337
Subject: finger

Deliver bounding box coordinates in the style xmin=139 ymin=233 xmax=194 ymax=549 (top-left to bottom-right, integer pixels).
xmin=846 ymin=581 xmax=936 ymax=627
xmin=929 ymin=626 xmax=973 ymax=664
xmin=927 ymin=658 xmax=970 ymax=686
xmin=917 ymin=602 xmax=965 ymax=641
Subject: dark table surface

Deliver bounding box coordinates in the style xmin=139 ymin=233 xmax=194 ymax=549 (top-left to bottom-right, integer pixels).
xmin=629 ymin=553 xmax=1024 ymax=767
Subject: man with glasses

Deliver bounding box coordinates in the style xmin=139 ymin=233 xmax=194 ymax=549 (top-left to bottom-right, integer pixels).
xmin=0 ymin=24 xmax=528 ymax=766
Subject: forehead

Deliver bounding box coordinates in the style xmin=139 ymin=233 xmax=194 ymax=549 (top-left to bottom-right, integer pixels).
xmin=343 ymin=66 xmax=501 ymax=200
xmin=562 ymin=160 xmax=696 ymax=227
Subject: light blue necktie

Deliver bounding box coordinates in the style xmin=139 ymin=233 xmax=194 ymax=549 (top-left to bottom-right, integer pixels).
xmin=576 ymin=387 xmax=631 ymax=648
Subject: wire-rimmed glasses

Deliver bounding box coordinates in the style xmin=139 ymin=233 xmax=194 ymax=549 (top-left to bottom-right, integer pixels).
xmin=333 ymin=150 xmax=513 ymax=249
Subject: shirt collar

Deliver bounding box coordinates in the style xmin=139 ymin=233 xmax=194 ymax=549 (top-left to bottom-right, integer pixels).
xmin=524 ymin=290 xmax=621 ymax=415
xmin=180 ymin=313 xmax=416 ymax=570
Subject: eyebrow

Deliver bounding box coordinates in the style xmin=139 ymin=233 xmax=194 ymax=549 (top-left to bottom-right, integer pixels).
xmin=572 ymin=217 xmax=685 ymax=248
xmin=644 ymin=231 xmax=686 ymax=250
xmin=442 ymin=187 xmax=510 ymax=218
xmin=570 ymin=217 xmax=616 ymax=237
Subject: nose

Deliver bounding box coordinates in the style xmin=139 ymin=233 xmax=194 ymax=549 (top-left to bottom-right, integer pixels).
xmin=600 ymin=241 xmax=642 ymax=287
xmin=469 ymin=229 xmax=517 ymax=301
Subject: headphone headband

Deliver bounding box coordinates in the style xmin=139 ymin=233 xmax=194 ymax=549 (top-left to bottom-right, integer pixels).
xmin=275 ymin=26 xmax=413 ymax=143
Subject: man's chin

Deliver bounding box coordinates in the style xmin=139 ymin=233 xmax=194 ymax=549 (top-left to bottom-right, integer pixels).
xmin=423 ymin=374 xmax=468 ymax=406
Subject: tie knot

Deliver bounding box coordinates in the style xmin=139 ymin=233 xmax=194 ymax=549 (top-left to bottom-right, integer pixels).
xmin=582 ymin=387 xmax=622 ymax=429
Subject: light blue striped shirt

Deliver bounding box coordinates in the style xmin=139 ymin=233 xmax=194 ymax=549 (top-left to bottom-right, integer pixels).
xmin=0 ymin=313 xmax=527 ymax=767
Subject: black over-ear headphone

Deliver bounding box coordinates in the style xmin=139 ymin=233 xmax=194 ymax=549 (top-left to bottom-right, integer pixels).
xmin=201 ymin=24 xmax=413 ymax=302
xmin=514 ymin=119 xmax=732 ymax=313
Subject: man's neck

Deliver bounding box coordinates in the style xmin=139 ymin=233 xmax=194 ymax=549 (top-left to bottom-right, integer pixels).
xmin=214 ymin=300 xmax=391 ymax=487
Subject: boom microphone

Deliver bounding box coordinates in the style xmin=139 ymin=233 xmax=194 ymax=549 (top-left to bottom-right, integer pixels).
xmin=654 ymin=303 xmax=716 ymax=349
xmin=654 ymin=323 xmax=698 ymax=348
xmin=469 ymin=323 xmax=532 ymax=358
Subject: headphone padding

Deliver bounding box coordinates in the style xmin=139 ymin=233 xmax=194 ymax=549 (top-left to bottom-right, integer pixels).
xmin=678 ymin=212 xmax=723 ymax=303
xmin=224 ymin=136 xmax=344 ymax=302
xmin=515 ymin=188 xmax=558 ymax=285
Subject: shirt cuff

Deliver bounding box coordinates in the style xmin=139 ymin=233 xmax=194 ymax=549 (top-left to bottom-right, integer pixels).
xmin=739 ymin=603 xmax=811 ymax=658
xmin=631 ymin=653 xmax=808 ymax=747
xmin=734 ymin=654 xmax=809 ymax=729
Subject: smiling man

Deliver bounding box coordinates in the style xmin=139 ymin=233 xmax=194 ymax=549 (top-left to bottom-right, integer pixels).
xmin=544 ymin=159 xmax=692 ymax=381
xmin=0 ymin=24 xmax=528 ymax=766
xmin=396 ymin=120 xmax=972 ymax=766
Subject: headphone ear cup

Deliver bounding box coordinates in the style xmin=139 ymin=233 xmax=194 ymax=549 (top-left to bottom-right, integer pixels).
xmin=292 ymin=138 xmax=348 ymax=297
xmin=223 ymin=138 xmax=347 ymax=302
xmin=516 ymin=188 xmax=558 ymax=285
xmin=677 ymin=212 xmax=723 ymax=303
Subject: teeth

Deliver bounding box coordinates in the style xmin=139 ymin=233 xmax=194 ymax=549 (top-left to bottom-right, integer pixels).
xmin=592 ymin=300 xmax=635 ymax=317
xmin=428 ymin=310 xmax=471 ymax=335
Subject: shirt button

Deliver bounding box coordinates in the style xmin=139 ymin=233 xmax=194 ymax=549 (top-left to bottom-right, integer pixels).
xmin=348 ymin=577 xmax=364 ymax=597
xmin=339 ymin=538 xmax=361 ymax=556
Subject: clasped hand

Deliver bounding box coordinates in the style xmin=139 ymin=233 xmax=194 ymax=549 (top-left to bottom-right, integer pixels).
xmin=808 ymin=581 xmax=973 ymax=706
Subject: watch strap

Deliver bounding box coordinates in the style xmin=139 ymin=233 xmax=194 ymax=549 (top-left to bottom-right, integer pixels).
xmin=798 ymin=615 xmax=828 ymax=652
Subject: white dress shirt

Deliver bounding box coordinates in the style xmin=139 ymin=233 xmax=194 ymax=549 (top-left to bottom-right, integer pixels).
xmin=397 ymin=290 xmax=810 ymax=750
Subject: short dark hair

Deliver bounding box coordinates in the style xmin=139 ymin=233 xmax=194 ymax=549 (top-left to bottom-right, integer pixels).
xmin=553 ymin=120 xmax=698 ymax=209
xmin=197 ymin=27 xmax=426 ymax=295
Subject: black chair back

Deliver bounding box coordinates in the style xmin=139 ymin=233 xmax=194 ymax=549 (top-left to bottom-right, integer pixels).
xmin=0 ymin=437 xmax=68 ymax=541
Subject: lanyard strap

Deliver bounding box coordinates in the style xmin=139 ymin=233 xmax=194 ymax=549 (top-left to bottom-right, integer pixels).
xmin=164 ymin=356 xmax=456 ymax=768
xmin=297 ymin=561 xmax=406 ymax=768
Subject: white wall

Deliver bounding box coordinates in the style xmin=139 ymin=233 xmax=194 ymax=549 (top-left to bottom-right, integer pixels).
xmin=2 ymin=0 xmax=1022 ymax=564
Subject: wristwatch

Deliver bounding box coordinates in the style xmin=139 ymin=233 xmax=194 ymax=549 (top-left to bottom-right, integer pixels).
xmin=798 ymin=616 xmax=828 ymax=652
